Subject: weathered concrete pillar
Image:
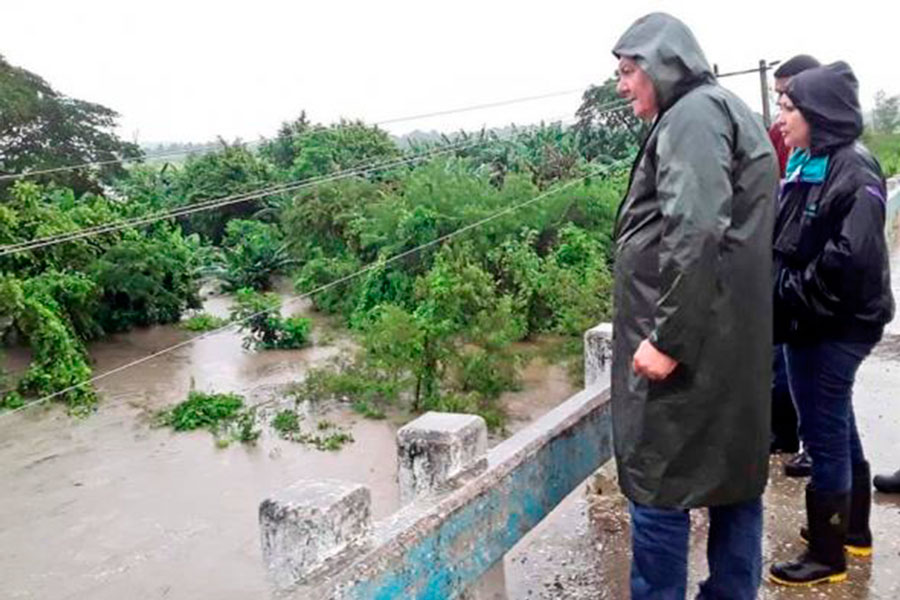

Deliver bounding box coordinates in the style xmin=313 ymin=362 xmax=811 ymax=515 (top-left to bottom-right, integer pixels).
xmin=584 ymin=322 xmax=613 ymax=389
xmin=259 ymin=479 xmax=371 ymax=591
xmin=397 ymin=412 xmax=488 ymax=504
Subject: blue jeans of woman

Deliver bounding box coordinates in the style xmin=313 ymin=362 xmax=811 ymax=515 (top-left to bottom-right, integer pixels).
xmin=783 ymin=340 xmax=875 ymax=492
xmin=629 ymin=498 xmax=763 ymax=600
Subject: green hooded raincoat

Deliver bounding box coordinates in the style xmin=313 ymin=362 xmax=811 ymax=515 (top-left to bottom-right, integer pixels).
xmin=611 ymin=13 xmax=778 ymax=508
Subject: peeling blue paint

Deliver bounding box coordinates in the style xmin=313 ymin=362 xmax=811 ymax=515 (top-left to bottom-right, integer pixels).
xmin=347 ymin=401 xmax=613 ymax=599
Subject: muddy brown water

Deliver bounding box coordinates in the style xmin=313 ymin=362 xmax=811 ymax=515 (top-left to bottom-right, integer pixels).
xmin=0 ymin=292 xmax=577 ymax=600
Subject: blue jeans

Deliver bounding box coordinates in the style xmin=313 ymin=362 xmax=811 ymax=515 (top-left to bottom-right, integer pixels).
xmin=784 ymin=341 xmax=874 ymax=492
xmin=629 ymin=498 xmax=763 ymax=600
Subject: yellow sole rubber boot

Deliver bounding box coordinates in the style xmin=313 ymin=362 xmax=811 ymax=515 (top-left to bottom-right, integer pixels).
xmin=799 ymin=535 xmax=873 ymax=558
xmin=768 ymin=571 xmax=848 ymax=587
xmin=845 ymin=544 xmax=873 ymax=557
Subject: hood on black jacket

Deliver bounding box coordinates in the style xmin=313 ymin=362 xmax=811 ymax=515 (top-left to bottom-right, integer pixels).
xmin=612 ymin=12 xmax=715 ymax=112
xmin=787 ymin=61 xmax=864 ymax=155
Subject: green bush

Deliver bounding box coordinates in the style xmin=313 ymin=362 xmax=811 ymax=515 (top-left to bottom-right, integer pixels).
xmin=352 ymin=399 xmax=386 ymax=419
xmin=180 ymin=312 xmax=229 ymax=331
xmin=230 ymin=288 xmax=311 ymax=350
xmin=863 ymin=131 xmax=900 ymax=176
xmin=272 ymin=410 xmax=301 ymax=436
xmin=0 ymin=391 xmax=25 ymax=410
xmin=156 ymin=391 xmax=244 ymax=431
xmin=294 ymin=363 xmax=402 ymax=408
xmin=155 ymin=390 xmax=261 ymax=446
xmin=277 ymin=316 xmax=312 ymax=349
xmin=218 ymin=219 xmax=297 ymax=291
xmin=269 ymin=407 xmax=354 ymax=449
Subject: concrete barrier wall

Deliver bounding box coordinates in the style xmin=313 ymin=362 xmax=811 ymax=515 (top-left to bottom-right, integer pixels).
xmin=258 ymin=327 xmax=614 ymax=599
xmin=885 ymin=176 xmax=900 ymax=241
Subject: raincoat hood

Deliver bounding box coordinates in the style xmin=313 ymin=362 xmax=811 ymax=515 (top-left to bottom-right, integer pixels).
xmin=612 ymin=12 xmax=716 ymax=112
xmin=787 ymin=61 xmax=863 ymax=155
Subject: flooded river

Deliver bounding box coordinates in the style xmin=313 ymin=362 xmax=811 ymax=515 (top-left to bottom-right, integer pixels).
xmin=0 ymin=291 xmax=577 ymax=599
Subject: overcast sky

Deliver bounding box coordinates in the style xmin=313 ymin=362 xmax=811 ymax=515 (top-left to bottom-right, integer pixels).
xmin=4 ymin=0 xmax=898 ymax=144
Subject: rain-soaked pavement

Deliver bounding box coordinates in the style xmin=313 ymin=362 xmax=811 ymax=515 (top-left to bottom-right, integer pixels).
xmin=473 ymin=251 xmax=900 ymax=600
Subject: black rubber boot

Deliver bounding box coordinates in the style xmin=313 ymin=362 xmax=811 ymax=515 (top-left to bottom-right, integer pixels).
xmin=873 ymin=468 xmax=900 ymax=493
xmin=771 ymin=487 xmax=849 ymax=586
xmin=801 ymin=462 xmax=872 ymax=557
xmin=784 ymin=450 xmax=813 ymax=478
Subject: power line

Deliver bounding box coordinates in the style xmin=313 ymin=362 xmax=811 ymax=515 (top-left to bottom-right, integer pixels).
xmin=0 ymin=139 xmax=484 ymax=256
xmin=375 ymin=88 xmax=584 ymax=126
xmin=0 ymin=102 xmax=632 ymax=257
xmin=0 ymin=86 xmax=597 ymax=183
xmin=715 ymin=60 xmax=781 ymax=79
xmin=0 ymin=155 xmax=633 ymax=421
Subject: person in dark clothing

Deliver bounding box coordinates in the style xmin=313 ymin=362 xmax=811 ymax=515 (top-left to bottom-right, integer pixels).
xmin=768 ymin=55 xmax=821 ymax=478
xmin=611 ymin=13 xmax=777 ymax=600
xmin=769 ymin=61 xmax=895 ymax=586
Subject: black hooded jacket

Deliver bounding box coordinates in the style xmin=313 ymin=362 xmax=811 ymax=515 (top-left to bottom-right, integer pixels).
xmin=773 ymin=62 xmax=894 ymax=344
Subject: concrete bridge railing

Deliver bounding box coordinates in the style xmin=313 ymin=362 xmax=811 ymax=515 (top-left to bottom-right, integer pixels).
xmin=257 ymin=324 xmax=615 ymax=599
xmin=885 ymin=176 xmax=900 ymax=242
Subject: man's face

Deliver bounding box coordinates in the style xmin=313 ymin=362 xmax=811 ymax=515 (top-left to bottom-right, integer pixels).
xmin=616 ymin=57 xmax=658 ymax=120
xmin=774 ymin=77 xmax=790 ymax=96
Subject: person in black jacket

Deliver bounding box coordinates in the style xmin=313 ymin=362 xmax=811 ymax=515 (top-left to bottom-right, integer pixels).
xmin=768 ymin=56 xmax=821 ymax=476
xmin=768 ymin=62 xmax=895 ymax=587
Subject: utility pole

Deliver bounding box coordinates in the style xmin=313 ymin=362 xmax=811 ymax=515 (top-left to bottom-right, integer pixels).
xmin=759 ymin=59 xmax=771 ymax=129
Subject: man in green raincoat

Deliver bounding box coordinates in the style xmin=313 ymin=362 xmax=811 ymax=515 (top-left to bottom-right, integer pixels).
xmin=610 ymin=13 xmax=778 ymax=599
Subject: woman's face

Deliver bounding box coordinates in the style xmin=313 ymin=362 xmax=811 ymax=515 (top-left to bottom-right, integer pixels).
xmin=776 ymin=94 xmax=811 ymax=149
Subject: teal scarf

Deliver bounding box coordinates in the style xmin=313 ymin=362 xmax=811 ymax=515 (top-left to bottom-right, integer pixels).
xmin=785 ymin=149 xmax=828 ymax=184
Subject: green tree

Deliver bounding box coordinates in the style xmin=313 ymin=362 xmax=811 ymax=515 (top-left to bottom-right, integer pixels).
xmin=0 ymin=54 xmax=140 ymax=196
xmin=216 ymin=219 xmax=297 ymax=291
xmin=173 ymin=142 xmax=276 ymax=243
xmin=0 ymin=275 xmax=96 ymax=412
xmin=261 ymin=117 xmax=400 ymax=181
xmin=873 ymin=90 xmax=900 ymax=134
xmin=89 ymin=228 xmax=203 ymax=332
xmin=259 ymin=111 xmax=312 ymax=170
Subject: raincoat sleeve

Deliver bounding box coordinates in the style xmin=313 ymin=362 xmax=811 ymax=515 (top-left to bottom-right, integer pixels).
xmin=777 ymin=180 xmax=888 ymax=317
xmin=650 ymin=99 xmax=734 ymax=367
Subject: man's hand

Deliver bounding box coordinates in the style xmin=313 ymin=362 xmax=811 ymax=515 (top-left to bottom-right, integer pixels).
xmin=633 ymin=339 xmax=678 ymax=381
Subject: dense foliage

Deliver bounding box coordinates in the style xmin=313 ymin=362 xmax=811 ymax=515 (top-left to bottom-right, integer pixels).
xmin=0 ymin=54 xmax=141 ymax=195
xmin=1 ymin=55 xmax=641 ymax=423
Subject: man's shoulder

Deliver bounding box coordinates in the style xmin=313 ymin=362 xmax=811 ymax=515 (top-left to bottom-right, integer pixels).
xmin=657 ymin=86 xmax=734 ymax=138
xmin=666 ymin=85 xmax=759 ymax=123
xmin=662 ymin=85 xmax=769 ymax=148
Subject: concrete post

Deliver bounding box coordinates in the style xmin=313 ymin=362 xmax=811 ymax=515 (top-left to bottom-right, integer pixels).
xmin=397 ymin=412 xmax=488 ymax=504
xmin=759 ymin=59 xmax=772 ymax=129
xmin=584 ymin=322 xmax=613 ymax=389
xmin=259 ymin=479 xmax=371 ymax=591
